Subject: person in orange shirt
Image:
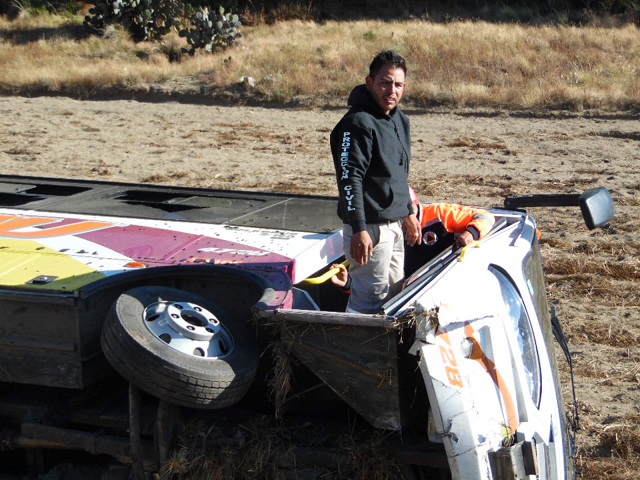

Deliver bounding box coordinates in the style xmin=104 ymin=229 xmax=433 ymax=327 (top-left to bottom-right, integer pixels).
xmin=332 ymin=186 xmax=495 ymax=291
xmin=404 ymin=185 xmax=495 ymax=276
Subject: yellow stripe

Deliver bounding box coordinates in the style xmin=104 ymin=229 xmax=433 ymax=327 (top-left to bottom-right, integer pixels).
xmin=0 ymin=239 xmax=105 ymax=290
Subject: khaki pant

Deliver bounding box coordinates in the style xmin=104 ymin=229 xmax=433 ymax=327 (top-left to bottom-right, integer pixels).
xmin=342 ymin=221 xmax=404 ymax=314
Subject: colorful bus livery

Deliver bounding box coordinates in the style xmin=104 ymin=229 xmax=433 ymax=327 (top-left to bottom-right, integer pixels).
xmin=0 ymin=213 xmax=304 ymax=291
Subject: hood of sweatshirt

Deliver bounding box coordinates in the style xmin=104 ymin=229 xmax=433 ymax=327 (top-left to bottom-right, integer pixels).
xmin=346 ymin=84 xmax=393 ymax=117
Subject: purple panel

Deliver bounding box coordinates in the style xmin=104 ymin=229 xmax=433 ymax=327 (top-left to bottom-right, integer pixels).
xmin=81 ymin=225 xmax=294 ymax=271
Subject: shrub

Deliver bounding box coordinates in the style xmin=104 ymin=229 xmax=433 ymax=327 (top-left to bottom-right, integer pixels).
xmin=178 ymin=6 xmax=242 ymax=55
xmin=83 ymin=0 xmax=243 ymax=53
xmin=84 ymin=0 xmax=186 ymax=41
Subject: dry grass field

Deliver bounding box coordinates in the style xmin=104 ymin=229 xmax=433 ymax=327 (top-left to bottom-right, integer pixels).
xmin=0 ymin=10 xmax=639 ymax=479
xmin=1 ymin=14 xmax=639 ymax=110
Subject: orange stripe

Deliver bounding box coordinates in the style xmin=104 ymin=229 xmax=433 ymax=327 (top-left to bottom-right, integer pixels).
xmin=0 ymin=214 xmax=111 ymax=238
xmin=464 ymin=322 xmax=519 ymax=434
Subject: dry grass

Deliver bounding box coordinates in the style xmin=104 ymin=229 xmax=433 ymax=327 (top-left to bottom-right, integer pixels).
xmin=577 ymin=413 xmax=640 ymax=479
xmin=163 ymin=417 xmax=290 ymax=480
xmin=598 ymin=416 xmax=640 ymax=458
xmin=267 ymin=339 xmax=294 ymax=418
xmin=544 ymin=248 xmax=640 ymax=308
xmin=545 ymin=255 xmax=639 ymax=282
xmin=163 ymin=414 xmax=405 ymax=480
xmin=1 ymin=14 xmax=639 ymax=110
xmin=0 ymin=17 xmax=217 ymax=93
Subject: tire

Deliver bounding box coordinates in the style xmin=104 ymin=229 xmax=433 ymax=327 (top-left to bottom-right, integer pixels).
xmin=101 ymin=285 xmax=259 ymax=409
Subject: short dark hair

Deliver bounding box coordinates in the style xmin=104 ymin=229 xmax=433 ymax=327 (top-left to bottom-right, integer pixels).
xmin=369 ymin=50 xmax=407 ymax=78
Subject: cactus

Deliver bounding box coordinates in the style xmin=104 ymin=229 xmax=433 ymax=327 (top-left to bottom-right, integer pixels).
xmin=83 ymin=0 xmax=242 ymax=50
xmin=84 ymin=0 xmax=185 ymax=42
xmin=178 ymin=6 xmax=242 ymax=55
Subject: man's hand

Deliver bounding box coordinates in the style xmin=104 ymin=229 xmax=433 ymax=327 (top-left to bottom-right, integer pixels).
xmin=403 ymin=213 xmax=422 ymax=246
xmin=351 ymin=230 xmax=373 ymax=265
xmin=455 ymin=230 xmax=474 ymax=248
xmin=330 ymin=263 xmax=349 ymax=288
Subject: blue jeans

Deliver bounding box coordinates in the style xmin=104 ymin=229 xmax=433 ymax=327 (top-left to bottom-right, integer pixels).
xmin=342 ymin=221 xmax=405 ymax=314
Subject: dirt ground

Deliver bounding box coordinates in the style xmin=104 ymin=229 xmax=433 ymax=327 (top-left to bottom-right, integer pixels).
xmin=1 ymin=95 xmax=638 ymax=478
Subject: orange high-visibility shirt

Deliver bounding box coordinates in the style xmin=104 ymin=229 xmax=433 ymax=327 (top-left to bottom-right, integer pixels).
xmin=418 ymin=203 xmax=495 ymax=240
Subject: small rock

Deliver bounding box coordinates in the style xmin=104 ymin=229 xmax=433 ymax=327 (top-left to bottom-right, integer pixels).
xmin=238 ymin=76 xmax=256 ymax=89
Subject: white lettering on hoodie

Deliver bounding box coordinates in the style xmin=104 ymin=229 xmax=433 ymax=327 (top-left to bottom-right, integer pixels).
xmin=340 ymin=132 xmax=355 ymax=211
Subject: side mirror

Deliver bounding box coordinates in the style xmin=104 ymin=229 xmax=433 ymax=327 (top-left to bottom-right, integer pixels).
xmin=579 ymin=186 xmax=615 ymax=230
xmin=504 ymin=186 xmax=614 ymax=230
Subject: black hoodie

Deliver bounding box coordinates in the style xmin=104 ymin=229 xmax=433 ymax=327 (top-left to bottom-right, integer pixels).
xmin=331 ymin=84 xmax=412 ymax=232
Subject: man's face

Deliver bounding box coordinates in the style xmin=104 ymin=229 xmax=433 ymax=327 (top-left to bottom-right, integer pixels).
xmin=365 ymin=65 xmax=406 ymax=114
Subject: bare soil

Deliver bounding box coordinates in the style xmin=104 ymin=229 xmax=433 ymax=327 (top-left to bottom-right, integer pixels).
xmin=1 ymin=95 xmax=638 ymax=478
